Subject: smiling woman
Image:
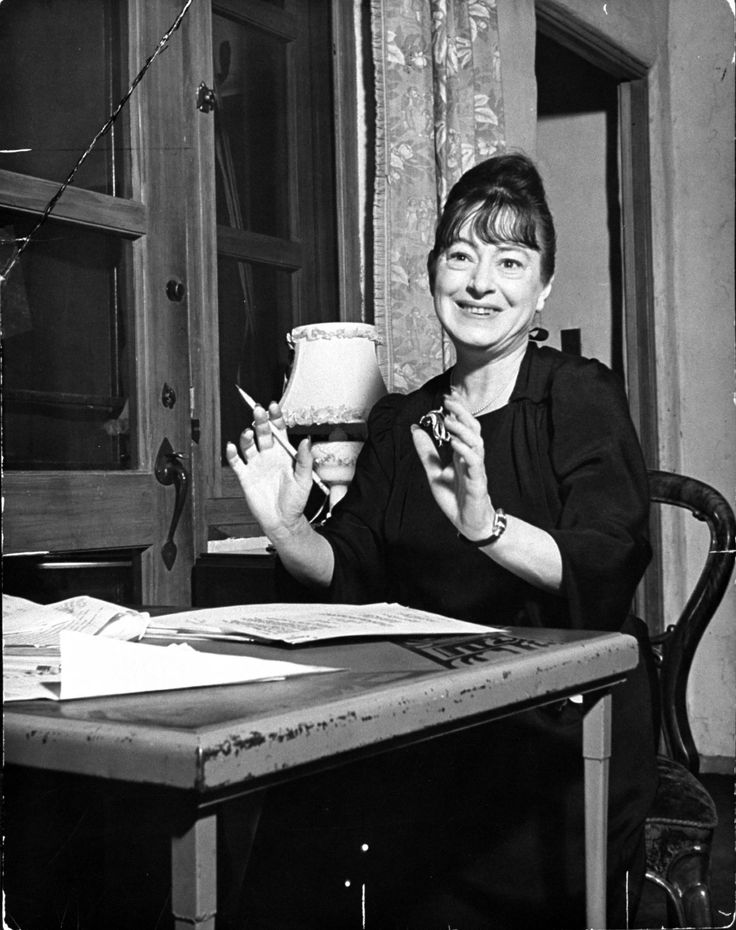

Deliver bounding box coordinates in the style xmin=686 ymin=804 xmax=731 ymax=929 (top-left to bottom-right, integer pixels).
xmin=226 ymin=152 xmax=660 ymax=930
xmin=425 ymin=155 xmax=555 ymax=389
xmin=431 ymin=235 xmax=552 ymax=371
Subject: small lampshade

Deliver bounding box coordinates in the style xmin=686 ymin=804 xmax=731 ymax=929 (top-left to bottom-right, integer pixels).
xmin=279 ymin=322 xmax=387 ymax=430
xmin=278 ymin=322 xmax=387 ymax=511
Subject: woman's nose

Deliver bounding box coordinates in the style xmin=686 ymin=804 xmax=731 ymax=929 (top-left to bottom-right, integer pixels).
xmin=467 ymin=255 xmax=496 ymax=295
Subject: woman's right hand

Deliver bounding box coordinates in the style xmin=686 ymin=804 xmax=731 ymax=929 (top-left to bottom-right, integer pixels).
xmin=225 ymin=401 xmax=314 ymax=540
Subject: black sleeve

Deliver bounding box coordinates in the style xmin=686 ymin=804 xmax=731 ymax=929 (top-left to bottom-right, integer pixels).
xmin=545 ymin=360 xmax=652 ymax=631
xmin=315 ymin=394 xmax=403 ymax=604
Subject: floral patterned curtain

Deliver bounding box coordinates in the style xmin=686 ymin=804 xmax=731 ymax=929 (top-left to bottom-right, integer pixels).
xmin=371 ymin=0 xmax=506 ymax=391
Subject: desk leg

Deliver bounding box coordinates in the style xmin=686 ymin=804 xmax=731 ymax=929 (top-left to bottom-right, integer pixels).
xmin=583 ymin=691 xmax=612 ymax=930
xmin=172 ymin=811 xmax=218 ymax=930
xmin=171 ymin=793 xmax=265 ymax=930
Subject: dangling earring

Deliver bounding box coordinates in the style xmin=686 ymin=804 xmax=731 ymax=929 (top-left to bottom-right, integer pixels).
xmin=528 ymin=310 xmax=549 ymax=342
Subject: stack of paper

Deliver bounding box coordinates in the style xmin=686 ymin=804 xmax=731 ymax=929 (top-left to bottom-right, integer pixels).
xmin=3 ymin=594 xmax=150 ymax=648
xmin=148 ymin=602 xmax=501 ymax=645
xmin=3 ymin=594 xmax=152 ymax=701
xmin=3 ymin=595 xmax=337 ymax=702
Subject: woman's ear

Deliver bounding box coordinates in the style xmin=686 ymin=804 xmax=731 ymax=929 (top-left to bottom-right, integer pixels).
xmin=536 ymin=275 xmax=554 ymax=310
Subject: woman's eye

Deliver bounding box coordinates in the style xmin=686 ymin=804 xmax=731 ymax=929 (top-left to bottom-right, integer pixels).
xmin=500 ymin=258 xmax=522 ymax=270
xmin=447 ymin=250 xmax=471 ymax=263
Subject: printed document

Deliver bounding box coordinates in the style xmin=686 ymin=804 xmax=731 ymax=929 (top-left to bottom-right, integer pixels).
xmin=148 ymin=602 xmax=502 ymax=645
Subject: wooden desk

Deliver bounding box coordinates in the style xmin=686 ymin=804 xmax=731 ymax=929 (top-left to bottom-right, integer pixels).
xmin=4 ymin=626 xmax=638 ymax=929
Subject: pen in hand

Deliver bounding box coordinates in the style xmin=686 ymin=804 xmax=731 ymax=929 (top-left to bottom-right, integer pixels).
xmin=236 ymin=386 xmax=330 ymax=497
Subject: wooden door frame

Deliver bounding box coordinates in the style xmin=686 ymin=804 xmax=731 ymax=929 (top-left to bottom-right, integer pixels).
xmin=535 ymin=1 xmax=662 ymax=625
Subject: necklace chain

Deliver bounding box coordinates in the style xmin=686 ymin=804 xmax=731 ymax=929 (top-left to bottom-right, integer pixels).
xmin=450 ymin=366 xmax=519 ymax=417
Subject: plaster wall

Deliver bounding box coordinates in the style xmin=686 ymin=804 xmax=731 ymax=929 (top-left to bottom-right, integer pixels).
xmin=536 ymin=110 xmax=614 ymax=367
xmin=656 ymin=0 xmax=735 ymax=768
xmin=546 ymin=0 xmax=735 ymax=766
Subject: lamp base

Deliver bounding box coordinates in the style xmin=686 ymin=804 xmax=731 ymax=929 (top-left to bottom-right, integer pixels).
xmin=311 ymin=440 xmax=364 ymax=511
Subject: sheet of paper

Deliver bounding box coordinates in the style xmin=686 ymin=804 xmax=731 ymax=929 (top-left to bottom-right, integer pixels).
xmin=207 ymin=536 xmax=273 ymax=554
xmin=148 ymin=602 xmax=503 ymax=645
xmin=3 ymin=650 xmax=62 ymax=702
xmin=2 ymin=595 xmax=149 ymax=648
xmin=3 ymin=632 xmax=338 ymax=702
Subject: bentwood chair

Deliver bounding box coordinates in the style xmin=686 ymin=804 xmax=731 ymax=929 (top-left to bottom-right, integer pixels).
xmin=642 ymin=470 xmax=735 ymax=928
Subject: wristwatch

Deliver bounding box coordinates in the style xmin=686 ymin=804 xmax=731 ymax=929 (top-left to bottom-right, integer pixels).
xmin=462 ymin=508 xmax=508 ymax=547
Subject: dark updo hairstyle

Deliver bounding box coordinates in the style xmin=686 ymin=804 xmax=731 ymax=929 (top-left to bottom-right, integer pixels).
xmin=427 ymin=152 xmax=556 ymax=290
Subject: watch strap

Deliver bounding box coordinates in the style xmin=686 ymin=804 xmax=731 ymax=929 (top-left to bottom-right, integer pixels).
xmin=462 ymin=508 xmax=507 ymax=547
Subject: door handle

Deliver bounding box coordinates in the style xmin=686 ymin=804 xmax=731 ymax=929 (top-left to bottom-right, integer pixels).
xmin=154 ymin=438 xmax=190 ymax=570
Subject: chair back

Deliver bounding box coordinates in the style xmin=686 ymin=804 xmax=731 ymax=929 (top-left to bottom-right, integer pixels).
xmin=647 ymin=470 xmax=735 ymax=774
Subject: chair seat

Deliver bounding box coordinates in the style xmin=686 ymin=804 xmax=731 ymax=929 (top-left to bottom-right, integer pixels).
xmin=647 ymin=755 xmax=718 ymax=829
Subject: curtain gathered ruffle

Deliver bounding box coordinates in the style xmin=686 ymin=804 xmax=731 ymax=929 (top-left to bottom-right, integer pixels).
xmin=371 ymin=0 xmax=506 ymax=390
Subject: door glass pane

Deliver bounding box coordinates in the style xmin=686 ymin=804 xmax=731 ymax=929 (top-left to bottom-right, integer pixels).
xmin=1 ymin=212 xmax=133 ymax=470
xmin=218 ymin=256 xmax=293 ymax=457
xmin=0 ymin=0 xmax=128 ymax=196
xmin=213 ymin=12 xmax=290 ymax=237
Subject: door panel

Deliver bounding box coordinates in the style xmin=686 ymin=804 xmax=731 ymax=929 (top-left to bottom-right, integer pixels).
xmin=0 ymin=0 xmax=129 ymax=195
xmin=2 ymin=214 xmax=134 ymax=470
xmin=2 ymin=475 xmax=154 ymax=553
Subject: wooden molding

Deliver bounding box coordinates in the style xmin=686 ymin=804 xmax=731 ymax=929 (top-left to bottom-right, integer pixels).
xmin=535 ymin=0 xmax=648 ymax=79
xmin=0 ymin=169 xmax=146 ymax=237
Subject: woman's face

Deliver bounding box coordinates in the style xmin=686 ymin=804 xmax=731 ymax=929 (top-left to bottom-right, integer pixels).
xmin=432 ymin=220 xmax=552 ymax=360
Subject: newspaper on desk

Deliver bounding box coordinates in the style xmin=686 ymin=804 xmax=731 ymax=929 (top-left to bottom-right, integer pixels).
xmin=3 ymin=594 xmax=149 ymax=701
xmin=3 ymin=594 xmax=150 ymax=648
xmin=148 ymin=602 xmax=503 ymax=645
xmin=3 ymin=595 xmax=337 ymax=702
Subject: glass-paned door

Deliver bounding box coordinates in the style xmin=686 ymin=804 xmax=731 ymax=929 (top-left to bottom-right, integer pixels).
xmin=2 ymin=0 xmax=362 ymax=599
xmin=1 ymin=0 xmax=201 ymax=605
xmin=194 ymin=0 xmax=352 ymax=546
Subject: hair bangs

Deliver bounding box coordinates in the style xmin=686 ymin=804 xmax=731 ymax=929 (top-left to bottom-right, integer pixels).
xmin=472 ymin=200 xmax=541 ymax=253
xmin=437 ymin=196 xmax=542 ymax=256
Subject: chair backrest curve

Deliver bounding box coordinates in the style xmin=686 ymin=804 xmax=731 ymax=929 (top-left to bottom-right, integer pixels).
xmin=648 ymin=470 xmax=736 ymax=773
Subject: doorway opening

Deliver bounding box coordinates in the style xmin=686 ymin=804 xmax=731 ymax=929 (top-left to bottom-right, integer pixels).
xmin=535 ymin=33 xmax=624 ymax=377
xmin=534 ymin=15 xmax=661 ymax=624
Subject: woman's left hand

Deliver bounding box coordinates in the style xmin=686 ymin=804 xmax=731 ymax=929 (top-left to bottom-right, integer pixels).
xmin=411 ymin=391 xmax=496 ymax=541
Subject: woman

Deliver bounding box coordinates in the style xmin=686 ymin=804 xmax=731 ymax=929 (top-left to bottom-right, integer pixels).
xmin=226 ymin=153 xmax=658 ymax=929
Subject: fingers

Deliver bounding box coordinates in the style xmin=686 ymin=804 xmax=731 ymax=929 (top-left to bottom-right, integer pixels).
xmin=237 ymin=427 xmax=259 ymax=462
xmin=443 ymin=393 xmax=482 ymax=436
xmin=251 ymin=404 xmax=275 ymax=449
xmin=411 ymin=425 xmax=444 ymax=476
xmin=268 ymin=401 xmax=287 ymax=431
xmin=233 ymin=401 xmax=294 ymax=470
xmin=225 ymin=441 xmax=240 ymax=466
xmin=411 ymin=423 xmax=435 ymax=459
xmin=411 ymin=426 xmax=456 ymax=498
xmin=225 ymin=441 xmax=248 ymax=482
xmin=293 ymin=437 xmax=315 ymax=489
xmin=439 ymin=398 xmax=484 ymax=466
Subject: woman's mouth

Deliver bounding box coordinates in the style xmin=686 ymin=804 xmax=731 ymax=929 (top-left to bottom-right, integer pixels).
xmin=456 ymin=302 xmax=500 ymax=318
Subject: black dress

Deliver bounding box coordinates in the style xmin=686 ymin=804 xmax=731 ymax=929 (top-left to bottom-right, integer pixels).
xmin=240 ymin=344 xmax=659 ymax=930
